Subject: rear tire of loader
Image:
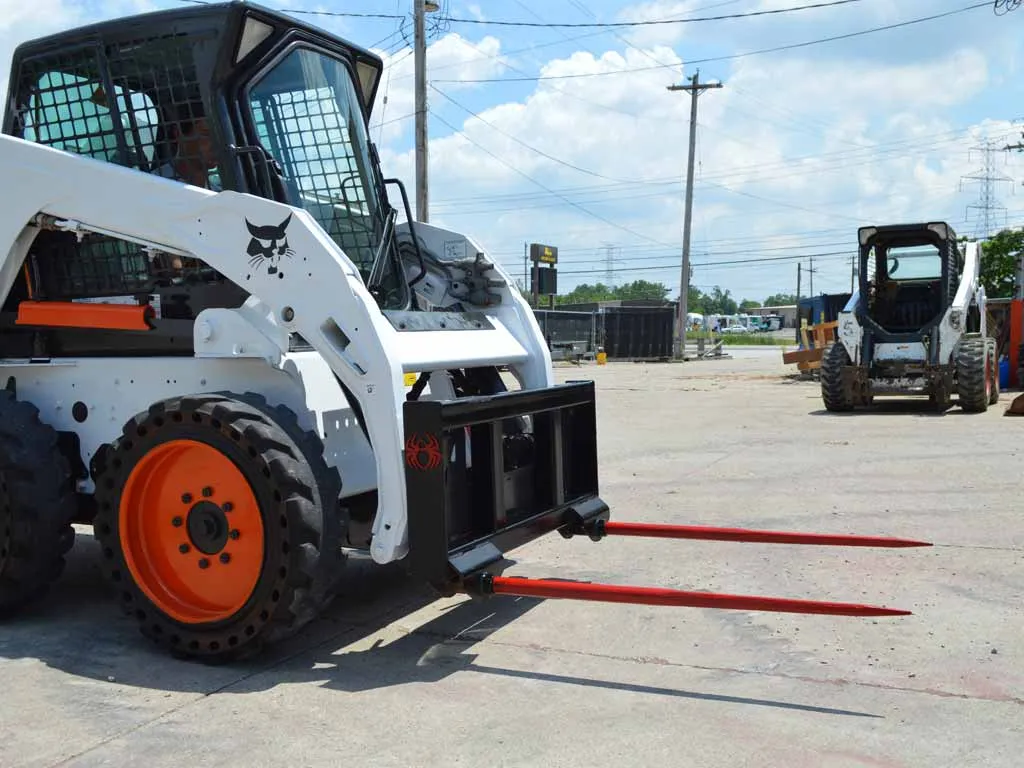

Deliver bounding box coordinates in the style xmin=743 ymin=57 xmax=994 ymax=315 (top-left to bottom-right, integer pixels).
xmin=821 ymin=342 xmax=855 ymax=412
xmin=91 ymin=393 xmax=342 ymax=662
xmin=956 ymin=335 xmax=990 ymax=413
xmin=987 ymin=338 xmax=1000 ymax=405
xmin=0 ymin=390 xmax=77 ymax=617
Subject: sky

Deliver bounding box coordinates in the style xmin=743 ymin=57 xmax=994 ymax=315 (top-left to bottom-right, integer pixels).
xmin=1 ymin=0 xmax=1023 ymax=306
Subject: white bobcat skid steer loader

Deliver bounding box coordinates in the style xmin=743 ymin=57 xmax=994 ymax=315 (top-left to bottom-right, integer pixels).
xmin=822 ymin=222 xmax=997 ymax=412
xmin=0 ymin=2 xmax=928 ymax=662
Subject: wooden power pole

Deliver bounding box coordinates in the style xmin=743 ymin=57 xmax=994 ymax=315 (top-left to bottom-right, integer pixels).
xmin=668 ymin=69 xmax=722 ymax=358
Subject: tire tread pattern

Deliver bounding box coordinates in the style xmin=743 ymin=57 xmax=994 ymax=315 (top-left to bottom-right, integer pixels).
xmin=956 ymin=335 xmax=989 ymax=413
xmin=0 ymin=390 xmax=77 ymax=616
xmin=91 ymin=392 xmax=342 ymax=661
xmin=821 ymin=342 xmax=855 ymax=412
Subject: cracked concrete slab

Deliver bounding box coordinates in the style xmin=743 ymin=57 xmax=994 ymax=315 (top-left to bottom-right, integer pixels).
xmin=1 ymin=348 xmax=1022 ymax=767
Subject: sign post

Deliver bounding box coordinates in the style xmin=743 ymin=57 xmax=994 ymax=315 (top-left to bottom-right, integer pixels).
xmin=529 ymin=243 xmax=558 ymax=308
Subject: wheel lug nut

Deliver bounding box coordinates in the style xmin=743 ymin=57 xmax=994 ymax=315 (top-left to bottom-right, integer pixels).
xmin=198 ymin=558 xmax=209 ymax=569
xmin=172 ymin=516 xmax=183 ymax=527
xmin=229 ymin=529 xmax=240 ymax=540
xmin=202 ymin=486 xmax=213 ymax=497
xmin=220 ymin=552 xmax=231 ymax=564
xmin=179 ymin=543 xmax=190 ymax=554
xmin=181 ymin=493 xmax=192 ymax=504
xmin=223 ymin=502 xmax=234 ymax=512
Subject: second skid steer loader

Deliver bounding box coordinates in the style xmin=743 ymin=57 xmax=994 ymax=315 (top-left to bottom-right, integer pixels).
xmin=0 ymin=2 xmax=929 ymax=661
xmin=821 ymin=222 xmax=996 ymax=412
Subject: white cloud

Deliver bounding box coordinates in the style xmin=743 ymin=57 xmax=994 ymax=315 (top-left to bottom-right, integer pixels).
xmin=615 ymin=0 xmax=702 ymax=48
xmin=377 ymin=35 xmax=1024 ymax=300
xmin=370 ymin=32 xmax=509 ymax=144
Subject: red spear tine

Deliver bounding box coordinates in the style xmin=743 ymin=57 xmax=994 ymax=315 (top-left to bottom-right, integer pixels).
xmin=486 ymin=576 xmax=912 ymax=617
xmin=600 ymin=521 xmax=932 ymax=548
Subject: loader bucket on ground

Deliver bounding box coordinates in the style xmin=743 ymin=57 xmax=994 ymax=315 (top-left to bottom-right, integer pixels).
xmin=1004 ymin=391 xmax=1024 ymax=415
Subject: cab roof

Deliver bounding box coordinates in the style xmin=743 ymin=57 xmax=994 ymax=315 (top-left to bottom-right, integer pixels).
xmin=9 ymin=1 xmax=384 ymax=109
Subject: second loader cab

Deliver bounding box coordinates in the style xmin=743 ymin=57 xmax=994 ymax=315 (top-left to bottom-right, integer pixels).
xmin=0 ymin=1 xmax=420 ymax=359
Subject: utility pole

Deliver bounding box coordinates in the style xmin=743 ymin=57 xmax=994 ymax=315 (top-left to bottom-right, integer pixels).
xmin=414 ymin=0 xmax=430 ymax=222
xmin=668 ymin=69 xmax=722 ymax=358
xmin=797 ymin=262 xmax=801 ymax=300
xmin=809 ymin=254 xmax=815 ymax=296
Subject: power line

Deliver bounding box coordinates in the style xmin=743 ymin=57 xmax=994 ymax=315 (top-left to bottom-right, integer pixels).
xmin=429 ymin=84 xmax=661 ymax=184
xmin=433 ymin=3 xmax=992 ymax=83
xmin=441 ymin=0 xmax=868 ymax=28
xmin=429 ymin=110 xmax=677 ymax=248
xmin=176 ymin=0 xmax=865 ymax=25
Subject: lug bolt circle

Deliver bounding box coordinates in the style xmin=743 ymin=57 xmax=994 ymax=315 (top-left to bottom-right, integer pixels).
xmin=198 ymin=558 xmax=209 ymax=569
xmin=172 ymin=516 xmax=183 ymax=527
xmin=220 ymin=552 xmax=231 ymax=564
xmin=229 ymin=529 xmax=240 ymax=540
xmin=181 ymin=493 xmax=192 ymax=504
xmin=202 ymin=486 xmax=213 ymax=498
xmin=179 ymin=543 xmax=190 ymax=554
xmin=223 ymin=502 xmax=234 ymax=512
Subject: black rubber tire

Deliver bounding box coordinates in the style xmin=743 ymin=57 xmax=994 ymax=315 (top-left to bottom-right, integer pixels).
xmin=821 ymin=341 xmax=855 ymax=412
xmin=91 ymin=393 xmax=343 ymax=661
xmin=0 ymin=389 xmax=78 ymax=617
xmin=987 ymin=338 xmax=1000 ymax=405
xmin=956 ymin=335 xmax=990 ymax=413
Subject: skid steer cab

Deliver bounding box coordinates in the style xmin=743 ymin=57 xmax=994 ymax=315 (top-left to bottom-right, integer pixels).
xmin=821 ymin=221 xmax=997 ymax=413
xmin=0 ymin=2 xmax=929 ymax=662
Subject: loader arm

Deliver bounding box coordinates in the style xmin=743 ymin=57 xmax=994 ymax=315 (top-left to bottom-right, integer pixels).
xmin=0 ymin=134 xmax=550 ymax=565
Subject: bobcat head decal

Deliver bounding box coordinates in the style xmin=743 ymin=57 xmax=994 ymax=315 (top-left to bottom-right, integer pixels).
xmin=246 ymin=214 xmax=295 ymax=277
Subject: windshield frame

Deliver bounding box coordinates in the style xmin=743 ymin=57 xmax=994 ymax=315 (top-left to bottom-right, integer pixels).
xmin=237 ymin=39 xmax=409 ymax=310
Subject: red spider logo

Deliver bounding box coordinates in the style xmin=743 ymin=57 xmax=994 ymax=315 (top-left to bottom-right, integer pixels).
xmin=405 ymin=433 xmax=442 ymax=471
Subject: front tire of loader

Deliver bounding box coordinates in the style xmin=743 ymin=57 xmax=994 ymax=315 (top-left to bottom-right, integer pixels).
xmin=0 ymin=390 xmax=77 ymax=616
xmin=955 ymin=335 xmax=990 ymax=413
xmin=821 ymin=341 xmax=856 ymax=412
xmin=92 ymin=393 xmax=342 ymax=661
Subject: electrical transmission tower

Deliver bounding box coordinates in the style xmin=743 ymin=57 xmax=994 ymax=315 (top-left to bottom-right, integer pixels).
xmin=602 ymin=243 xmax=620 ymax=287
xmin=960 ymin=138 xmax=1013 ymax=240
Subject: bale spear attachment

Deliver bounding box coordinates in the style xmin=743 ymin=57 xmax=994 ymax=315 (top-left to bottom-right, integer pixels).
xmin=571 ymin=519 xmax=932 ymax=548
xmin=402 ymin=382 xmax=930 ymax=619
xmin=459 ymin=574 xmax=911 ymax=617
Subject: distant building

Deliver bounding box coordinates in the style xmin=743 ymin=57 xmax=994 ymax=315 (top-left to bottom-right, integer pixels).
xmin=747 ymin=304 xmax=798 ymax=328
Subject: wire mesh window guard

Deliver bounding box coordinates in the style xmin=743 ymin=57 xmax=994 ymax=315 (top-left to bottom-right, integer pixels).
xmin=12 ymin=32 xmax=224 ymax=300
xmin=247 ymin=48 xmax=398 ymax=293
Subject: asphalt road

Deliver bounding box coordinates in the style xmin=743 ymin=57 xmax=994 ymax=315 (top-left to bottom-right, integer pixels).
xmin=2 ymin=350 xmax=1021 ymax=767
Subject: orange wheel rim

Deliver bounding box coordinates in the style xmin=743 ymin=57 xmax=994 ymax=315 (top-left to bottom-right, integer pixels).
xmin=119 ymin=439 xmax=265 ymax=624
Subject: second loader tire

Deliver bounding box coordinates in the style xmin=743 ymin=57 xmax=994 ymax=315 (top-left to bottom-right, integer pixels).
xmin=821 ymin=341 xmax=855 ymax=412
xmin=0 ymin=390 xmax=77 ymax=616
xmin=987 ymin=338 xmax=1000 ymax=405
xmin=91 ymin=393 xmax=342 ymax=662
xmin=956 ymin=335 xmax=990 ymax=413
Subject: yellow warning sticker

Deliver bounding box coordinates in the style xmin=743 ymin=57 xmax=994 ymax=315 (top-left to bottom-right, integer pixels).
xmin=404 ymin=372 xmax=419 ymax=387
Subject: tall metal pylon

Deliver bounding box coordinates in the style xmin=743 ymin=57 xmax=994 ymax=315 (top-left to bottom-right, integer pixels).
xmin=960 ymin=138 xmax=1013 ymax=240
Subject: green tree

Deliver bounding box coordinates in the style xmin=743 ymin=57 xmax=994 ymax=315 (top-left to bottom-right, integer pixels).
xmin=701 ymin=286 xmax=737 ymax=315
xmin=979 ymin=228 xmax=1024 ymax=299
xmin=763 ymin=293 xmax=798 ymax=306
xmin=687 ymin=285 xmax=704 ymax=313
xmin=739 ymin=299 xmax=762 ymax=311
xmin=555 ymin=282 xmax=617 ymax=305
xmin=614 ymin=279 xmax=670 ymax=301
